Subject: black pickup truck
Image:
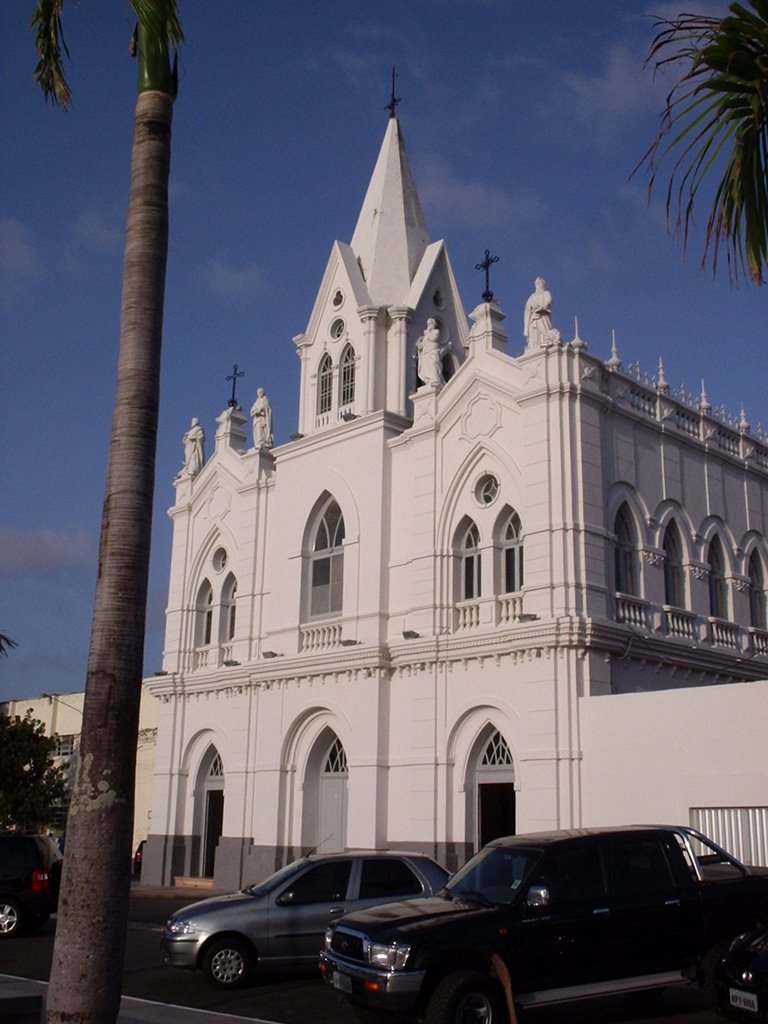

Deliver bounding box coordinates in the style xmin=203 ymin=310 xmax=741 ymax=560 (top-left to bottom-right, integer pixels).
xmin=319 ymin=825 xmax=768 ymax=1024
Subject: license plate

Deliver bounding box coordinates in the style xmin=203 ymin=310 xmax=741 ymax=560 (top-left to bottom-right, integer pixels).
xmin=332 ymin=971 xmax=352 ymax=993
xmin=730 ymin=987 xmax=759 ymax=1014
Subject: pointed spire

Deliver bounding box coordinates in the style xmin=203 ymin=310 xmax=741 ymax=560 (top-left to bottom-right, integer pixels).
xmin=699 ymin=379 xmax=710 ymax=413
xmin=350 ymin=117 xmax=431 ymax=306
xmin=607 ymin=329 xmax=621 ymax=370
xmin=657 ymin=357 xmax=669 ymax=393
xmin=570 ymin=315 xmax=586 ymax=350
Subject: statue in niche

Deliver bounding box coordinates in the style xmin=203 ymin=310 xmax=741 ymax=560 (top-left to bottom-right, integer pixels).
xmin=250 ymin=387 xmax=274 ymax=448
xmin=181 ymin=417 xmax=205 ymax=477
xmin=415 ymin=317 xmax=448 ymax=387
xmin=523 ymin=276 xmax=560 ymax=349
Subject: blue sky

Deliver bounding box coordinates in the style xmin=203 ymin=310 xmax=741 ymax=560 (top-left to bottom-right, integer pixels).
xmin=1 ymin=0 xmax=765 ymax=700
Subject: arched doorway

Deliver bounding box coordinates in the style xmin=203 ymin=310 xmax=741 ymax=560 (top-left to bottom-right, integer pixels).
xmin=193 ymin=747 xmax=224 ymax=877
xmin=467 ymin=728 xmax=516 ymax=850
xmin=301 ymin=729 xmax=348 ymax=853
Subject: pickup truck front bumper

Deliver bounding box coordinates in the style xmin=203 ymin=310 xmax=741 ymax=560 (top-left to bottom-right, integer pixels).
xmin=319 ymin=949 xmax=425 ymax=1014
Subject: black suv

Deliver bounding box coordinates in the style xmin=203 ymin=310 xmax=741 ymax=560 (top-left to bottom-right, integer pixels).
xmin=0 ymin=833 xmax=63 ymax=937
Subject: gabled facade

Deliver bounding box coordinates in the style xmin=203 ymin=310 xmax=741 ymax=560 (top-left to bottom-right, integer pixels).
xmin=143 ymin=116 xmax=768 ymax=890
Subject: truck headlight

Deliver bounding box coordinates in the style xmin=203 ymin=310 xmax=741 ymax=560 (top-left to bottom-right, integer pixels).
xmin=366 ymin=941 xmax=411 ymax=971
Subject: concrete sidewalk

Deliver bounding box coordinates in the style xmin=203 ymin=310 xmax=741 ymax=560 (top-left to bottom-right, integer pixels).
xmin=0 ymin=975 xmax=279 ymax=1024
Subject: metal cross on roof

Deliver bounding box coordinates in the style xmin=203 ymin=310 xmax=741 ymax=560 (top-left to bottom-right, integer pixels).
xmin=475 ymin=249 xmax=500 ymax=302
xmin=226 ymin=364 xmax=245 ymax=408
xmin=385 ymin=66 xmax=401 ymax=119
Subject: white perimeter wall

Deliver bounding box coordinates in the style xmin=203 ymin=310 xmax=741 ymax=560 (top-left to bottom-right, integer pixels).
xmin=580 ymin=681 xmax=768 ymax=852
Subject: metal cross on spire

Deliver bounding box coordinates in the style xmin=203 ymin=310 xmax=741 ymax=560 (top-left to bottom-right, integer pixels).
xmin=226 ymin=364 xmax=245 ymax=408
xmin=475 ymin=249 xmax=500 ymax=302
xmin=385 ymin=66 xmax=401 ymax=118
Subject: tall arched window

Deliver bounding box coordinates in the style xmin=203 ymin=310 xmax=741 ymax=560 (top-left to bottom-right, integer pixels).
xmin=613 ymin=504 xmax=638 ymax=596
xmin=339 ymin=345 xmax=356 ymax=408
xmin=310 ymin=498 xmax=345 ymax=617
xmin=318 ymin=353 xmax=333 ymax=415
xmin=708 ymin=536 xmax=727 ymax=619
xmin=195 ymin=580 xmax=213 ymax=647
xmin=221 ymin=573 xmax=237 ymax=641
xmin=663 ymin=521 xmax=684 ymax=607
xmin=501 ymin=510 xmax=524 ymax=594
xmin=461 ymin=522 xmax=482 ymax=600
xmin=748 ymin=551 xmax=766 ymax=630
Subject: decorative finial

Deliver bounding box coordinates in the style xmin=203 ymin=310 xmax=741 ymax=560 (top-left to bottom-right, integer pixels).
xmin=739 ymin=406 xmax=750 ymax=433
xmin=657 ymin=357 xmax=669 ymax=393
xmin=226 ymin=364 xmax=245 ymax=408
xmin=607 ymin=330 xmax=621 ymax=370
xmin=571 ymin=315 xmax=586 ymax=350
xmin=385 ymin=66 xmax=401 ymax=119
xmin=699 ymin=379 xmax=710 ymax=414
xmin=475 ymin=249 xmax=500 ymax=302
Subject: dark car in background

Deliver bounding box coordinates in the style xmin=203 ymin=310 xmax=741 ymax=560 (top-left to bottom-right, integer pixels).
xmin=717 ymin=925 xmax=768 ymax=1021
xmin=162 ymin=850 xmax=449 ymax=989
xmin=0 ymin=833 xmax=62 ymax=937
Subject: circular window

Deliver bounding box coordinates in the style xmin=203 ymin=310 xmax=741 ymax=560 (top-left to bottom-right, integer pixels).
xmin=332 ymin=289 xmax=344 ymax=309
xmin=475 ymin=474 xmax=499 ymax=506
xmin=330 ymin=317 xmax=346 ymax=340
xmin=433 ymin=288 xmax=445 ymax=309
xmin=212 ymin=547 xmax=228 ymax=572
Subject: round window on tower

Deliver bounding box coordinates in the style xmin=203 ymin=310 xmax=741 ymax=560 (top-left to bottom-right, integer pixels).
xmin=330 ymin=318 xmax=346 ymax=341
xmin=332 ymin=289 xmax=345 ymax=309
xmin=212 ymin=547 xmax=228 ymax=572
xmin=474 ymin=474 xmax=499 ymax=507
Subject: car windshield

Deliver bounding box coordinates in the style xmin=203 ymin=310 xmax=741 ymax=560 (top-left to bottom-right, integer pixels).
xmin=245 ymin=859 xmax=307 ymax=896
xmin=444 ymin=846 xmax=541 ymax=906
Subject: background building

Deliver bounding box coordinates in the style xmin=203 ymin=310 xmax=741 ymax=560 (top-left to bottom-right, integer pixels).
xmin=141 ymin=115 xmax=768 ymax=890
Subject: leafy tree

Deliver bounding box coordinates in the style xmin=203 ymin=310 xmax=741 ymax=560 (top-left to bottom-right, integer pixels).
xmin=32 ymin=2 xmax=183 ymax=1022
xmin=636 ymin=1 xmax=768 ymax=284
xmin=0 ymin=712 xmax=67 ymax=831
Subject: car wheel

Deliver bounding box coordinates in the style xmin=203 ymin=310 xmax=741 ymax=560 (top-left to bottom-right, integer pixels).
xmin=201 ymin=937 xmax=254 ymax=989
xmin=0 ymin=898 xmax=24 ymax=938
xmin=425 ymin=970 xmax=506 ymax=1024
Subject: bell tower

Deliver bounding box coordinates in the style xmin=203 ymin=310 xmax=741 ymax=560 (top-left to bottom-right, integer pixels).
xmin=293 ymin=114 xmax=468 ymax=437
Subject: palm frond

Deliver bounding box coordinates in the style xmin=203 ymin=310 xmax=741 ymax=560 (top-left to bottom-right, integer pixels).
xmin=634 ymin=1 xmax=768 ymax=284
xmin=31 ymin=0 xmax=71 ymax=110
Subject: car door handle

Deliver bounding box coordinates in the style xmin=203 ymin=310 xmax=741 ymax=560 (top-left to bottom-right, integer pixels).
xmin=328 ymin=907 xmax=345 ymax=916
xmin=593 ymin=907 xmax=610 ymax=915
xmin=665 ymin=899 xmax=681 ymax=907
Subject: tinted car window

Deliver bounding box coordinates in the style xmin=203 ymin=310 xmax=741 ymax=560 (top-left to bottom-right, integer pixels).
xmin=534 ymin=846 xmax=606 ymax=907
xmin=359 ymin=858 xmax=421 ymax=899
xmin=281 ymin=861 xmax=351 ymax=904
xmin=604 ymin=840 xmax=676 ymax=900
xmin=448 ymin=845 xmax=541 ymax=904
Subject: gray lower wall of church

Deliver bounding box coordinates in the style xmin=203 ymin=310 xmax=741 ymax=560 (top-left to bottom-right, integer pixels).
xmin=141 ymin=834 xmax=198 ymax=887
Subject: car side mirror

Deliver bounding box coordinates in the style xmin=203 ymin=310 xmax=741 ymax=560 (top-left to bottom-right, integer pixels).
xmin=276 ymin=890 xmax=295 ymax=906
xmin=525 ymin=885 xmax=550 ymax=908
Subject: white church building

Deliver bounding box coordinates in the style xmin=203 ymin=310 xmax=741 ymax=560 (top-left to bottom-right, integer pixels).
xmin=141 ymin=114 xmax=768 ymax=890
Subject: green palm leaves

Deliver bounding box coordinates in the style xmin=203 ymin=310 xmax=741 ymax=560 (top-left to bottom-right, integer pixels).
xmin=637 ymin=1 xmax=768 ymax=284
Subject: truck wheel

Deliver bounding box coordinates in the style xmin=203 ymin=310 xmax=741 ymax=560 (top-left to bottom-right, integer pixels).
xmin=426 ymin=970 xmax=506 ymax=1024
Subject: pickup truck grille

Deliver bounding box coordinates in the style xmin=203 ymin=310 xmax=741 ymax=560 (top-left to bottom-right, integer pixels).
xmin=330 ymin=928 xmax=365 ymax=962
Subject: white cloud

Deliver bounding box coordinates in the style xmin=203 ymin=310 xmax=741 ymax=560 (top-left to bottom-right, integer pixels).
xmin=0 ymin=218 xmax=42 ymax=306
xmin=203 ymin=256 xmax=270 ymax=299
xmin=72 ymin=207 xmax=123 ymax=253
xmin=0 ymin=526 xmax=96 ymax=580
xmin=419 ymin=157 xmax=546 ymax=231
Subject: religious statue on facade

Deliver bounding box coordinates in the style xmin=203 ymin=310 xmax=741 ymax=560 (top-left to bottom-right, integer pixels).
xmin=415 ymin=317 xmax=448 ymax=387
xmin=250 ymin=387 xmax=274 ymax=448
xmin=181 ymin=417 xmax=205 ymax=477
xmin=523 ymin=277 xmax=560 ymax=349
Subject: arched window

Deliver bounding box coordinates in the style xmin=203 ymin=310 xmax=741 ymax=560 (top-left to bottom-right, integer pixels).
xmin=221 ymin=573 xmax=237 ymax=641
xmin=613 ymin=504 xmax=638 ymax=596
xmin=663 ymin=521 xmax=684 ymax=607
xmin=318 ymin=354 xmax=333 ymax=415
xmin=310 ymin=497 xmax=345 ymax=617
xmin=748 ymin=551 xmax=767 ymax=630
xmin=323 ymin=737 xmax=348 ymax=775
xmin=501 ymin=510 xmax=524 ymax=594
xmin=339 ymin=345 xmax=356 ymax=408
xmin=708 ymin=536 xmax=727 ymax=619
xmin=195 ymin=580 xmax=213 ymax=647
xmin=481 ymin=731 xmax=514 ymax=767
xmin=461 ymin=521 xmax=482 ymax=600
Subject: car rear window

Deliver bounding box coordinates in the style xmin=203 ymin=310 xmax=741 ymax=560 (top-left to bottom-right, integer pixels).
xmin=359 ymin=858 xmax=422 ymax=899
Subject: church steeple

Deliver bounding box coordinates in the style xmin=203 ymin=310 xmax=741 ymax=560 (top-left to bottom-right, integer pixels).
xmin=349 ymin=117 xmax=430 ymax=306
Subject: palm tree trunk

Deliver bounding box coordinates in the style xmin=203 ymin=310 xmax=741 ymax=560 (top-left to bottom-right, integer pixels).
xmin=46 ymin=87 xmax=173 ymax=1024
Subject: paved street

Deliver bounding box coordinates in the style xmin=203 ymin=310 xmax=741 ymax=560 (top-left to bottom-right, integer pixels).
xmin=0 ymin=883 xmax=725 ymax=1024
